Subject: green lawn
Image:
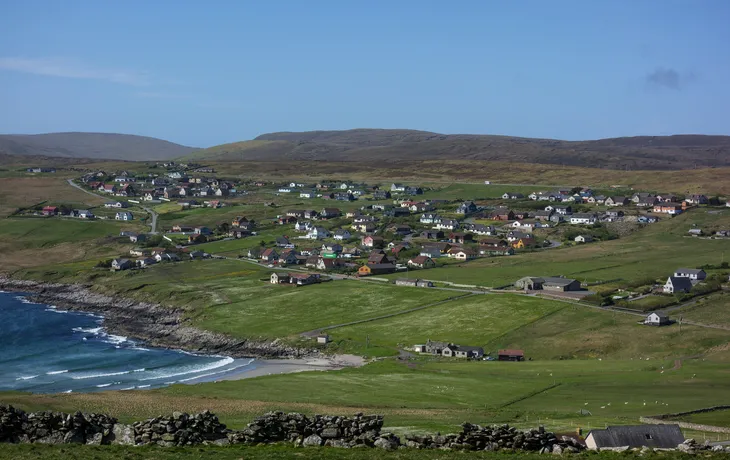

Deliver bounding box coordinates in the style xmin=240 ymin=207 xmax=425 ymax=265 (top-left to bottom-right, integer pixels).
xmin=672 ymin=408 xmax=730 ymax=427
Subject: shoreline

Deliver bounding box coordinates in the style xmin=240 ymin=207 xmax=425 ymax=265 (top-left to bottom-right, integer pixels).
xmin=0 ymin=276 xmax=313 ymax=360
xmin=214 ymin=355 xmax=366 ymax=382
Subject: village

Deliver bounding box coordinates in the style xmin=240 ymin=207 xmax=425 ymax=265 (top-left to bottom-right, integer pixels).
xmin=10 ymin=166 xmax=728 ymax=365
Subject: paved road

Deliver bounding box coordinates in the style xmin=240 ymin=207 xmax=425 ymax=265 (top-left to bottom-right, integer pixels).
xmin=67 ymin=179 xmax=159 ymax=233
xmin=299 ymin=293 xmax=476 ymax=337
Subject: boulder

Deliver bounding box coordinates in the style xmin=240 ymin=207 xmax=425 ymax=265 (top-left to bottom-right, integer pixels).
xmin=302 ymin=434 xmax=323 ymax=447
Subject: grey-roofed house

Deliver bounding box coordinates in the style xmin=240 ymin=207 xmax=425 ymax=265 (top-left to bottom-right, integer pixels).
xmin=663 ymin=276 xmax=693 ymax=294
xmin=585 ymin=424 xmax=684 ymax=450
xmin=645 ymin=312 xmax=670 ymax=326
xmin=673 ymin=268 xmax=706 ymax=281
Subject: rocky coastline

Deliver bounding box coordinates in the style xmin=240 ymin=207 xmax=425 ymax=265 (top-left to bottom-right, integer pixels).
xmin=0 ymin=275 xmax=311 ymax=359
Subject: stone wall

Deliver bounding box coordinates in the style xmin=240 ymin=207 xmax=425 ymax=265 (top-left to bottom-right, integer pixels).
xmin=1 ymin=406 xmax=586 ymax=452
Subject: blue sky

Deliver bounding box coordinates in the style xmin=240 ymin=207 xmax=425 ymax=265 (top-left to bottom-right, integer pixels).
xmin=1 ymin=1 xmax=729 ymax=147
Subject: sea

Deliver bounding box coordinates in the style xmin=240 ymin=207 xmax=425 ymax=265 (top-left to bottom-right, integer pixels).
xmin=0 ymin=291 xmax=258 ymax=393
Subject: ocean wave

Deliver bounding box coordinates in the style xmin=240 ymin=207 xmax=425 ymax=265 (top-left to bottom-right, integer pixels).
xmin=72 ymin=327 xmax=103 ymax=334
xmin=119 ymin=386 xmax=136 ymax=391
xmin=15 ymin=375 xmax=38 ymax=381
xmin=71 ymin=370 xmax=131 ymax=380
xmin=140 ymin=357 xmax=235 ymax=381
xmin=63 ymin=390 xmax=73 ymax=393
xmin=137 ymin=384 xmax=151 ymax=388
xmin=131 ymin=347 xmax=150 ymax=351
xmin=176 ymin=361 xmax=253 ymax=383
xmin=104 ymin=334 xmax=129 ymax=345
xmin=96 ymin=381 xmax=121 ymax=388
xmin=46 ymin=370 xmax=69 ymax=375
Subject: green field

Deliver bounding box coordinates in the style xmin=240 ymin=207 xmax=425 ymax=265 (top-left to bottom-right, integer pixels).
xmin=0 ymin=218 xmax=139 ymax=249
xmin=672 ymin=408 xmax=730 ymax=427
xmin=420 ymin=183 xmax=539 ymax=201
xmin=675 ymin=292 xmax=730 ymax=328
xmin=192 ymin=279 xmax=458 ymax=340
xmin=328 ymin=294 xmax=564 ymax=353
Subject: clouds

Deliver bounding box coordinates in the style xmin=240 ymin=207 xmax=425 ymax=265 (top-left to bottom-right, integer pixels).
xmin=0 ymin=57 xmax=148 ymax=86
xmin=645 ymin=67 xmax=695 ymax=90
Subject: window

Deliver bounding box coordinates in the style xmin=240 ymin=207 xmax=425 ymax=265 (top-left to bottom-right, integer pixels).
xmin=645 ymin=434 xmax=652 ymax=440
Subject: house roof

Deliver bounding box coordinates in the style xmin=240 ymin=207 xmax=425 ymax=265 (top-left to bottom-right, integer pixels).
xmin=541 ymin=276 xmax=578 ymax=287
xmin=676 ymin=268 xmax=704 ymax=274
xmin=457 ymin=345 xmax=484 ymax=353
xmin=365 ymin=263 xmax=396 ymax=269
xmin=410 ymin=255 xmax=432 ymax=265
xmin=586 ymin=425 xmax=684 ymax=449
xmin=667 ymin=276 xmax=693 ymax=291
xmin=261 ymin=248 xmax=277 ymax=257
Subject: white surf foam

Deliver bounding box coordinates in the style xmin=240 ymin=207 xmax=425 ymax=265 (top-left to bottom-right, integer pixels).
xmin=96 ymin=383 xmax=113 ymax=388
xmin=71 ymin=370 xmax=132 ymax=380
xmin=137 ymin=384 xmax=151 ymax=388
xmin=16 ymin=375 xmax=38 ymax=381
xmin=63 ymin=390 xmax=73 ymax=393
xmin=140 ymin=357 xmax=235 ymax=381
xmin=46 ymin=370 xmax=69 ymax=375
xmin=176 ymin=361 xmax=253 ymax=383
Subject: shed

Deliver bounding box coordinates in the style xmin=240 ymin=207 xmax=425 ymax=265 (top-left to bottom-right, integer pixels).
xmin=585 ymin=424 xmax=684 ymax=450
xmin=317 ymin=335 xmax=331 ymax=344
xmin=497 ymin=349 xmax=524 ymax=361
xmin=645 ymin=312 xmax=670 ymax=326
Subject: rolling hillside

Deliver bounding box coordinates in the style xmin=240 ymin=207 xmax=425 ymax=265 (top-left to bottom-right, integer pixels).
xmin=187 ymin=129 xmax=730 ymax=170
xmin=0 ymin=132 xmax=196 ymax=161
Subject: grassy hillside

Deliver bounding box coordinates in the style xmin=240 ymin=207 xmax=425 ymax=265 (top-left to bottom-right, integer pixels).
xmin=188 ymin=129 xmax=730 ymax=170
xmin=383 ymin=208 xmax=730 ymax=287
xmin=0 ymin=132 xmax=196 ymax=160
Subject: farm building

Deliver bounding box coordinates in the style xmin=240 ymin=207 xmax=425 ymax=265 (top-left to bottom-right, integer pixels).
xmin=585 ymin=425 xmax=684 ymax=450
xmin=644 ymin=312 xmax=670 ymax=326
xmin=514 ymin=276 xmax=581 ymax=292
xmin=270 ymin=273 xmax=290 ymax=284
xmin=497 ymin=349 xmax=524 ymax=361
xmin=395 ymin=278 xmax=434 ymax=288
xmin=317 ymin=335 xmax=331 ymax=344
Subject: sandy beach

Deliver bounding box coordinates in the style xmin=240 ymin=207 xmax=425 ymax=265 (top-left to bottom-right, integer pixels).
xmin=217 ymin=354 xmax=366 ymax=381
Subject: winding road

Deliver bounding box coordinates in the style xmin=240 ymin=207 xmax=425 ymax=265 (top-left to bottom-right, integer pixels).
xmin=67 ymin=179 xmax=159 ymax=233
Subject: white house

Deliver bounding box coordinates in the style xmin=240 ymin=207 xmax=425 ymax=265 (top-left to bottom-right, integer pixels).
xmin=574 ymin=235 xmax=593 ymax=243
xmin=307 ymin=227 xmax=330 ymax=240
xmin=295 ymin=221 xmax=313 ymax=232
xmin=115 ymin=211 xmax=133 ymax=221
xmin=644 ymin=312 xmax=670 ymax=326
xmin=570 ymin=213 xmax=597 ymax=225
xmin=663 ymin=276 xmax=693 ymax=294
xmin=420 ymin=213 xmax=441 ymax=224
xmin=278 ymin=187 xmax=292 ymax=193
xmin=300 ymin=190 xmax=316 ymax=199
xmin=420 ymin=247 xmax=441 ymax=259
xmin=76 ymin=210 xmax=95 ymax=219
xmin=434 ymin=219 xmax=459 ymax=230
xmin=391 ymin=183 xmax=406 ymax=192
xmin=105 ymin=201 xmax=128 ymax=208
xmin=333 ymin=229 xmax=351 ymax=240
xmin=673 ymin=268 xmax=706 ymax=281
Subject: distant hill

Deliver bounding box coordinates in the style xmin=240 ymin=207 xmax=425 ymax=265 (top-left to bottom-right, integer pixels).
xmin=185 ymin=129 xmax=730 ymax=170
xmin=0 ymin=132 xmax=196 ymax=161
